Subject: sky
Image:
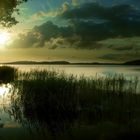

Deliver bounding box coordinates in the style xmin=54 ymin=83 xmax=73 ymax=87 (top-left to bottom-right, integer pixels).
xmin=0 ymin=0 xmax=140 ymax=62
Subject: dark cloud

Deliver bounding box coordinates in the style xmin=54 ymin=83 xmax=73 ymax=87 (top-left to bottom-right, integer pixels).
xmin=9 ymin=2 xmax=140 ymax=49
xmin=61 ymin=2 xmax=140 ymax=40
xmin=100 ymin=52 xmax=140 ymax=61
xmin=96 ymin=0 xmax=140 ymax=8
xmin=33 ymin=21 xmax=74 ymax=47
xmin=61 ymin=3 xmax=134 ymax=19
xmin=10 ymin=21 xmax=74 ymax=48
xmin=108 ymin=44 xmax=134 ymax=51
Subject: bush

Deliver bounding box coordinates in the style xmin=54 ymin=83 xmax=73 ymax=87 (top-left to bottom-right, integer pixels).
xmin=0 ymin=66 xmax=18 ymax=83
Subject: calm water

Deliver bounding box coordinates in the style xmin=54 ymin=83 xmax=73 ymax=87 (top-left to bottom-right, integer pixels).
xmin=10 ymin=64 xmax=140 ymax=78
xmin=0 ymin=65 xmax=140 ymax=139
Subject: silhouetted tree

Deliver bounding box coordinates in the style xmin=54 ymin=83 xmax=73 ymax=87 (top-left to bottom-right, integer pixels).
xmin=0 ymin=0 xmax=28 ymax=27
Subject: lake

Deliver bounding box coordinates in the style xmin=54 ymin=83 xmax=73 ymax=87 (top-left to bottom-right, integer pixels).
xmin=11 ymin=64 xmax=140 ymax=90
xmin=9 ymin=64 xmax=140 ymax=78
xmin=0 ymin=65 xmax=140 ymax=140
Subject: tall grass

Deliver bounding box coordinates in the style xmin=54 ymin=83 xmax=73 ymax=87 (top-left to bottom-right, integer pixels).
xmin=1 ymin=66 xmax=139 ymax=137
xmin=9 ymin=68 xmax=139 ymax=134
xmin=11 ymin=70 xmax=79 ymax=133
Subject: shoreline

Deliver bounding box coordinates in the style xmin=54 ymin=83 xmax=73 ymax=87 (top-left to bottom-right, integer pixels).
xmin=1 ymin=59 xmax=140 ymax=66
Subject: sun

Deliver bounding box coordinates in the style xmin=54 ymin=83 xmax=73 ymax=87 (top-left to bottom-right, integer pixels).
xmin=0 ymin=31 xmax=10 ymax=46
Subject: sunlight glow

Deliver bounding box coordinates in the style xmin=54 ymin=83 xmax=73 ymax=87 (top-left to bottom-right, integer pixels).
xmin=0 ymin=84 xmax=13 ymax=105
xmin=0 ymin=84 xmax=10 ymax=96
xmin=0 ymin=31 xmax=10 ymax=46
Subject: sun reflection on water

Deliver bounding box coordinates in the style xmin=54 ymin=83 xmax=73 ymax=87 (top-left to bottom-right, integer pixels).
xmin=0 ymin=83 xmax=20 ymax=129
xmin=0 ymin=84 xmax=10 ymax=95
xmin=0 ymin=83 xmax=13 ymax=105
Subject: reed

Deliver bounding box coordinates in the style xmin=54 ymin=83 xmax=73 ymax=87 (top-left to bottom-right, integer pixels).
xmin=1 ymin=66 xmax=138 ymax=137
xmin=12 ymin=70 xmax=79 ymax=132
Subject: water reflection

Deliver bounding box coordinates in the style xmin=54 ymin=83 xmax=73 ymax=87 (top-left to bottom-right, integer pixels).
xmin=0 ymin=81 xmax=78 ymax=138
xmin=0 ymin=83 xmax=20 ymax=129
xmin=0 ymin=84 xmax=13 ymax=105
xmin=11 ymin=65 xmax=140 ymax=78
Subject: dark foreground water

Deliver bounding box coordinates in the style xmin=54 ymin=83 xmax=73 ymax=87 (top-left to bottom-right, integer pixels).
xmin=0 ymin=65 xmax=140 ymax=140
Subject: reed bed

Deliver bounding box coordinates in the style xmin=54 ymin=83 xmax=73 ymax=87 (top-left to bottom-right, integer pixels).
xmin=10 ymin=69 xmax=139 ymax=131
xmin=0 ymin=66 xmax=140 ymax=138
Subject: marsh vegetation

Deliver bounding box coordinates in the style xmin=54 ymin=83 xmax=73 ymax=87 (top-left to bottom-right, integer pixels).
xmin=0 ymin=66 xmax=140 ymax=140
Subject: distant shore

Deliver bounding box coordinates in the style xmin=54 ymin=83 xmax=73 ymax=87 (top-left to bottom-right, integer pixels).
xmin=1 ymin=59 xmax=140 ymax=65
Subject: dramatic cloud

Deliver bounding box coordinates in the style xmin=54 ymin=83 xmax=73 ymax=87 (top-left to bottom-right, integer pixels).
xmin=9 ymin=2 xmax=140 ymax=49
xmin=65 ymin=2 xmax=137 ymax=23
xmin=100 ymin=52 xmax=140 ymax=61
xmin=30 ymin=2 xmax=70 ymax=22
xmin=10 ymin=21 xmax=74 ymax=48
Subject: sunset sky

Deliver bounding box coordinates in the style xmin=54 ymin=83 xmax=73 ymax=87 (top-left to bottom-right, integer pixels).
xmin=0 ymin=0 xmax=140 ymax=62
